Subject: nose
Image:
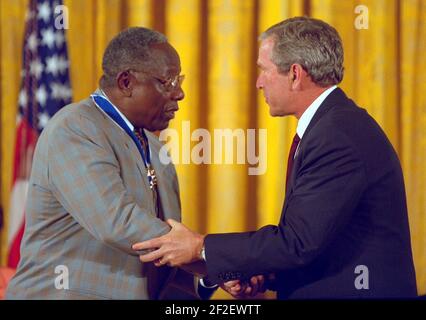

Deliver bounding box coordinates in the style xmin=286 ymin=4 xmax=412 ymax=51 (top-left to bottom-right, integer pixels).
xmin=171 ymin=86 xmax=185 ymax=101
xmin=256 ymin=74 xmax=263 ymax=90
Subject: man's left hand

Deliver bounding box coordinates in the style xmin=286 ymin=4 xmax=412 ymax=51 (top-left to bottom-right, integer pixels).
xmin=132 ymin=219 xmax=205 ymax=267
xmin=221 ymin=275 xmax=266 ymax=299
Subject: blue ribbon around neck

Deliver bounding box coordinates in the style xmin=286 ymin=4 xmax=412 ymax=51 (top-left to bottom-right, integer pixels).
xmin=90 ymin=93 xmax=152 ymax=170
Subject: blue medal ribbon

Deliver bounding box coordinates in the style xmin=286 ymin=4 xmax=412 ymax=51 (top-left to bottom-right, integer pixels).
xmin=90 ymin=93 xmax=154 ymax=181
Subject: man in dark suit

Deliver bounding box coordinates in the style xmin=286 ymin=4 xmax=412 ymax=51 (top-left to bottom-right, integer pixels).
xmin=133 ymin=17 xmax=417 ymax=299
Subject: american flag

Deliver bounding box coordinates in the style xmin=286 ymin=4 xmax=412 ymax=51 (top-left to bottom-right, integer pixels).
xmin=7 ymin=0 xmax=72 ymax=268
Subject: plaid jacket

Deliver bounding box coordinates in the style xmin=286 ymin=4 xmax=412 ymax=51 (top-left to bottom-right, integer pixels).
xmin=7 ymin=93 xmax=194 ymax=299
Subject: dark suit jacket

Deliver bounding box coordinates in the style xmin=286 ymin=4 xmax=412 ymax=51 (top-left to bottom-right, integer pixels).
xmin=205 ymin=88 xmax=417 ymax=299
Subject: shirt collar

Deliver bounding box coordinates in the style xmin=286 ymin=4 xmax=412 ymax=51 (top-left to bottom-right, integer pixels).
xmin=98 ymin=88 xmax=134 ymax=132
xmin=296 ymin=85 xmax=337 ymax=139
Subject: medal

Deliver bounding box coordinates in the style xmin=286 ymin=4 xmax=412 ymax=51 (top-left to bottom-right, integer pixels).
xmin=147 ymin=166 xmax=157 ymax=189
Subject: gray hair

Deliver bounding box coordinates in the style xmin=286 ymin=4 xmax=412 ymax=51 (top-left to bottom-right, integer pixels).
xmin=260 ymin=16 xmax=344 ymax=87
xmin=100 ymin=27 xmax=168 ymax=88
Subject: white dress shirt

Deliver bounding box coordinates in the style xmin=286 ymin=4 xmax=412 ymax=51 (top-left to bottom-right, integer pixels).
xmin=296 ymin=85 xmax=337 ymax=139
xmin=294 ymin=85 xmax=337 ymax=157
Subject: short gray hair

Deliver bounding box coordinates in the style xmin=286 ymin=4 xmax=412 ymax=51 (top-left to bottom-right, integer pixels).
xmin=260 ymin=16 xmax=344 ymax=87
xmin=100 ymin=27 xmax=168 ymax=88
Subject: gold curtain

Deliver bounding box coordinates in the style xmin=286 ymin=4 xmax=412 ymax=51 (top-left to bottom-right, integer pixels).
xmin=400 ymin=0 xmax=426 ymax=295
xmin=1 ymin=0 xmax=425 ymax=297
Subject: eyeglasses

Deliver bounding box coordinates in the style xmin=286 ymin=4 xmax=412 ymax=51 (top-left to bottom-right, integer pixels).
xmin=129 ymin=69 xmax=185 ymax=92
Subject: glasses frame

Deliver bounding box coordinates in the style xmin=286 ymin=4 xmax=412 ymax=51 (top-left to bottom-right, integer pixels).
xmin=128 ymin=69 xmax=185 ymax=92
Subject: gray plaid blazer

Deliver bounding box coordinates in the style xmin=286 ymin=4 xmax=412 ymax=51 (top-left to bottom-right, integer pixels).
xmin=6 ymin=92 xmax=195 ymax=299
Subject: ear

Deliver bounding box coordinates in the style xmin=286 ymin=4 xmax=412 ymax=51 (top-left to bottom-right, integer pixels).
xmin=116 ymin=70 xmax=134 ymax=97
xmin=288 ymin=64 xmax=304 ymax=90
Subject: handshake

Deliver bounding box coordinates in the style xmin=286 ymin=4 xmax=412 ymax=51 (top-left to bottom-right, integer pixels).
xmin=132 ymin=218 xmax=268 ymax=299
xmin=219 ymin=275 xmax=267 ymax=299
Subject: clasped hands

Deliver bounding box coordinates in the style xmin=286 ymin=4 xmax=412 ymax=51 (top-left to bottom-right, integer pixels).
xmin=132 ymin=218 xmax=266 ymax=298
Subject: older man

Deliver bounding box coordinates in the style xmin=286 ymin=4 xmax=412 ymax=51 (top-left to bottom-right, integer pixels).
xmin=134 ymin=17 xmax=417 ymax=299
xmin=6 ymin=27 xmax=212 ymax=299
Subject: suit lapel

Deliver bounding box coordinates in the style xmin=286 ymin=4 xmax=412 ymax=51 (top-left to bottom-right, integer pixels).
xmin=88 ymin=96 xmax=152 ymax=191
xmin=147 ymin=133 xmax=181 ymax=222
xmin=300 ymin=87 xmax=348 ymax=140
xmin=282 ymin=88 xmax=349 ymax=213
xmin=124 ymin=132 xmax=152 ymax=190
